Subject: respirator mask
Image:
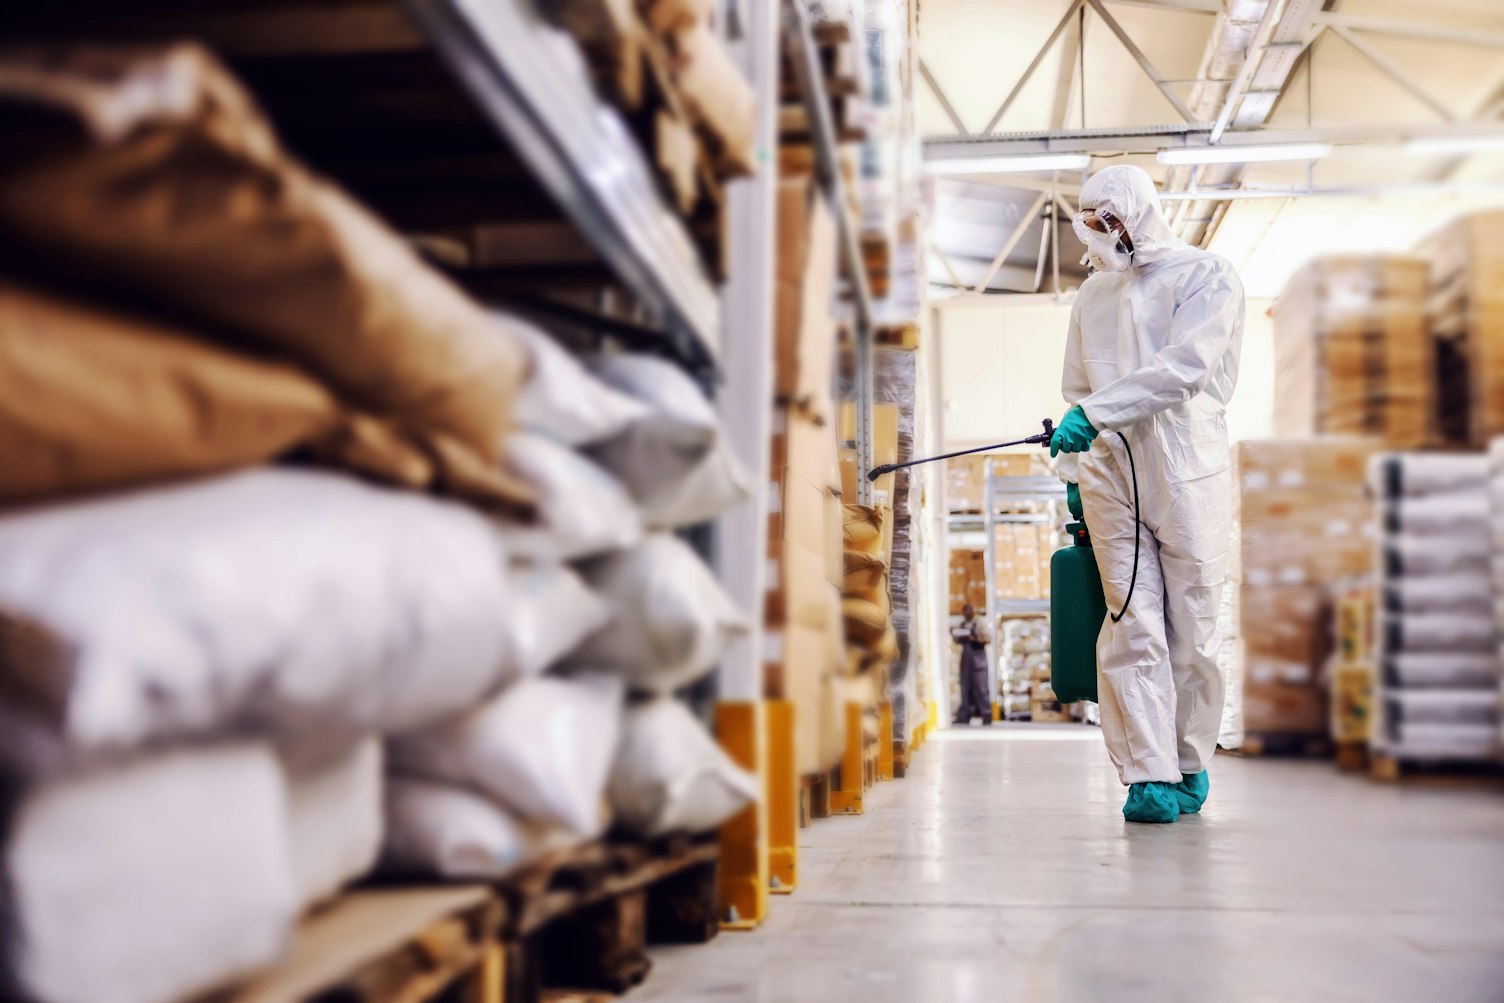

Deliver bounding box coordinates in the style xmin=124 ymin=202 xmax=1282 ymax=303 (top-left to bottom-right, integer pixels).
xmin=1073 ymin=208 xmax=1134 ymax=273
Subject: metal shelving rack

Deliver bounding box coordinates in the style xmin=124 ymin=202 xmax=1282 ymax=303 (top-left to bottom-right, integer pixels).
xmin=406 ymin=0 xmax=722 ymax=377
xmin=782 ymin=0 xmax=877 ymax=505
xmin=946 ymin=466 xmax=1065 ymax=710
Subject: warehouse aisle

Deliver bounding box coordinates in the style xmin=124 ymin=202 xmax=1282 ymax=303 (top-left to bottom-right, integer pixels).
xmin=639 ymin=726 xmax=1504 ymax=1002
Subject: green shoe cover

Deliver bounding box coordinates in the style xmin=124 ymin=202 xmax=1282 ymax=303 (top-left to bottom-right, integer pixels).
xmin=1174 ymin=771 xmax=1209 ymax=814
xmin=1122 ymin=781 xmax=1181 ymax=824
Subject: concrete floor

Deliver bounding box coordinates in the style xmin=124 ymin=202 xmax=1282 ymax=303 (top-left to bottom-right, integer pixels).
xmin=637 ymin=724 xmax=1504 ymax=1003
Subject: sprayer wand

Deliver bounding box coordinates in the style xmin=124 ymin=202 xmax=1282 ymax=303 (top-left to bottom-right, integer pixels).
xmin=866 ymin=418 xmax=1054 ymax=482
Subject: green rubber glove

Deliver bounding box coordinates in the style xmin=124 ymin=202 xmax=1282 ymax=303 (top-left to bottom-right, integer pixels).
xmin=1049 ymin=406 xmax=1099 ymax=458
xmin=1066 ymin=482 xmax=1083 ymax=520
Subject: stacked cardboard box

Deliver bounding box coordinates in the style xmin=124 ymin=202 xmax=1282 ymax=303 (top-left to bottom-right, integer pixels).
xmin=992 ymin=522 xmax=1061 ymax=601
xmin=1233 ymin=439 xmax=1384 ymax=737
xmin=1417 ymin=210 xmax=1504 ymax=446
xmin=948 ymin=548 xmax=987 ymax=615
xmin=1272 ymin=255 xmax=1432 ymax=448
xmin=1330 ymin=580 xmax=1376 ymax=746
xmin=765 ymin=175 xmax=848 ymax=778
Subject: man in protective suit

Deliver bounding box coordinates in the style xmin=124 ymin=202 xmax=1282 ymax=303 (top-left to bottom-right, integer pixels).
xmin=1049 ymin=164 xmax=1244 ymax=823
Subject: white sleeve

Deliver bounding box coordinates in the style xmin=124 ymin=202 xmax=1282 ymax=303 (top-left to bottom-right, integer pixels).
xmin=1057 ymin=303 xmax=1088 ymax=483
xmin=1078 ymin=265 xmax=1242 ymax=432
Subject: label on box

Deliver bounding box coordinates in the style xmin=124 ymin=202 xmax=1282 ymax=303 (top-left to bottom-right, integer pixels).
xmin=768 ymin=482 xmax=782 ymax=513
xmin=1243 ymin=471 xmax=1270 ymax=491
xmin=765 ymin=556 xmax=780 ymax=590
xmin=1249 ymin=662 xmax=1277 ymax=684
xmin=1326 ymin=519 xmax=1351 ymax=536
xmin=1277 ymin=566 xmax=1306 ymax=585
xmin=1245 ymin=569 xmax=1272 ymax=587
xmin=1277 ymin=468 xmax=1304 ymax=488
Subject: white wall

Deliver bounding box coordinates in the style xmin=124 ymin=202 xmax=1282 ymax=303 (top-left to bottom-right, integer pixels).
xmin=939 ymin=297 xmax=1275 ymax=450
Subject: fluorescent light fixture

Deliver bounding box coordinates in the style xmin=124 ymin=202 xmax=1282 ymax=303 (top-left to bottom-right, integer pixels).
xmin=1404 ymin=134 xmax=1504 ymax=155
xmin=1156 ymin=143 xmax=1332 ymax=166
xmin=926 ymin=153 xmax=1090 ymax=175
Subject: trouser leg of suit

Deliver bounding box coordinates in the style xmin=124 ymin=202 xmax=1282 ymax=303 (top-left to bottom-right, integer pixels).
xmin=1156 ymin=469 xmax=1230 ymax=775
xmin=1077 ymin=446 xmax=1180 ymax=785
xmin=968 ymin=663 xmax=992 ymax=723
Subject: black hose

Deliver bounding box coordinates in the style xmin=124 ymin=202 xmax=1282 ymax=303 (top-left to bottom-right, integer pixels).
xmin=1109 ymin=431 xmax=1139 ymax=624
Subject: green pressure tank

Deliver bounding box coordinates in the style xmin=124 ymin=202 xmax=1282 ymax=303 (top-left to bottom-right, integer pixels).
xmin=1050 ymin=521 xmax=1105 ymax=704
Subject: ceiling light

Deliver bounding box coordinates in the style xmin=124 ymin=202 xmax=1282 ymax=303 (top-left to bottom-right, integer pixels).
xmin=925 ymin=153 xmax=1091 ymax=175
xmin=1156 ymin=143 xmax=1332 ymax=166
xmin=1404 ymin=134 xmax=1504 ymax=155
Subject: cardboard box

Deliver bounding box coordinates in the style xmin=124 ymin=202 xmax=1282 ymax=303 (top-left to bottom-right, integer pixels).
xmin=673 ymin=24 xmax=756 ymax=179
xmin=1031 ymin=699 xmax=1071 ymax=725
xmin=1243 ymin=682 xmax=1327 ymax=736
xmin=768 ymin=620 xmax=845 ymax=775
xmin=775 ymin=179 xmax=838 ymax=423
xmin=765 ymin=541 xmax=834 ymax=630
xmin=1272 ymin=255 xmax=1433 ymax=448
xmin=769 ymin=406 xmax=840 ymax=494
xmin=653 ymin=107 xmax=697 ymax=213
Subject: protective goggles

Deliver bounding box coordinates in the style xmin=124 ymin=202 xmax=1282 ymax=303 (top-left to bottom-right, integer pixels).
xmin=1074 ymin=208 xmax=1134 ymax=253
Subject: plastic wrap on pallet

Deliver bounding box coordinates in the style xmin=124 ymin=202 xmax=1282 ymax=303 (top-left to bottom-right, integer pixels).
xmin=876 ymin=346 xmax=916 ymax=736
xmin=1385 ymin=612 xmax=1495 ymax=654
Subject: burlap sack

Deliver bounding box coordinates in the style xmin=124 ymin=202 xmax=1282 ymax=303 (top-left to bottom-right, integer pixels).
xmin=0 ymin=280 xmax=449 ymax=504
xmin=0 ymin=43 xmax=532 ymax=510
xmin=842 ymin=504 xmax=884 ymax=556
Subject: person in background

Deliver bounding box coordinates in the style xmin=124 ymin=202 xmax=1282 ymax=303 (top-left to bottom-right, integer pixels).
xmin=1050 ymin=164 xmax=1244 ymax=824
xmin=951 ymin=603 xmax=993 ymax=726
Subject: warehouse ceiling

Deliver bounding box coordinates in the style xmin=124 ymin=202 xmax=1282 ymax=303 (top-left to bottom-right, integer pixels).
xmin=919 ymin=0 xmax=1504 ymax=298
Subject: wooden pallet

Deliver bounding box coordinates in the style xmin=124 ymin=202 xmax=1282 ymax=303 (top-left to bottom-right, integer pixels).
xmin=1369 ymin=753 xmax=1504 ymax=786
xmin=493 ymin=835 xmax=719 ymax=1002
xmin=1335 ymin=740 xmax=1369 ymax=773
xmin=1237 ymin=733 xmax=1334 ymax=758
xmin=798 ymin=772 xmax=832 ymax=828
xmin=220 ymin=885 xmax=502 ymax=1003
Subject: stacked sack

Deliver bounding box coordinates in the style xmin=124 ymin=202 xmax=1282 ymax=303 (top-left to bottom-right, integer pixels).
xmin=1000 ymin=620 xmax=1048 ymax=720
xmin=0 ymin=44 xmax=755 ymax=1003
xmin=386 ymin=344 xmax=758 ymax=876
xmin=842 ymin=504 xmax=898 ymax=724
xmin=1371 ymin=453 xmax=1500 ymax=763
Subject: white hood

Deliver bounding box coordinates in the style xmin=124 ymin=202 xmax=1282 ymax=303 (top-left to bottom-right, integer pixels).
xmin=1075 ymin=165 xmax=1188 ymax=267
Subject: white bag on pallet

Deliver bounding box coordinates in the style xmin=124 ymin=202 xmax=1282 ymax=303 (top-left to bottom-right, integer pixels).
xmin=9 ymin=743 xmax=296 ymax=1003
xmin=568 ymin=534 xmax=748 ymax=693
xmin=586 ymin=353 xmax=752 ymax=528
xmin=279 ymin=738 xmax=384 ymax=910
xmin=1370 ymin=452 xmax=1490 ymax=498
xmin=507 ymin=316 xmax=649 ymax=446
xmin=609 ymin=698 xmax=757 ymax=837
xmin=1386 ymin=611 xmax=1496 ymax=654
xmin=389 ymin=673 xmax=624 ymax=836
xmin=1385 ymin=652 xmax=1499 ymax=689
xmin=504 ymin=561 xmax=612 ymax=678
xmin=0 ymin=469 xmax=512 ymax=766
xmin=381 ymin=777 xmax=579 ymax=879
xmin=497 ymin=431 xmax=643 ymax=561
xmin=1384 ymin=571 xmax=1493 ymax=615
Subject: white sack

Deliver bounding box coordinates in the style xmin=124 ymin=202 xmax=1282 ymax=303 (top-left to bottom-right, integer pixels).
xmin=388 ymin=673 xmax=624 ymax=836
xmin=279 ymin=738 xmax=384 ymax=911
xmin=586 ymin=353 xmax=752 ymax=527
xmin=1384 ymin=491 xmax=1489 ymax=535
xmin=1379 ymin=721 xmax=1500 ymax=761
xmin=0 ymin=469 xmax=511 ymax=765
xmin=504 ymin=561 xmax=612 ymax=678
xmin=1386 ymin=688 xmax=1500 ymax=725
xmin=1385 ymin=652 xmax=1499 ymax=689
xmin=609 ymin=698 xmax=757 ymax=838
xmin=569 ymin=534 xmax=748 ymax=693
xmin=381 ymin=777 xmax=579 ymax=879
xmin=1371 ymin=452 xmax=1490 ymax=499
xmin=1383 ymin=571 xmax=1493 ymax=616
xmin=507 ymin=315 xmax=648 ymax=445
xmin=10 ymin=743 xmax=296 ymax=1003
xmin=1385 ymin=534 xmax=1490 ymax=577
xmin=498 ymin=431 xmax=643 ymax=561
xmin=1386 ymin=611 xmax=1496 ymax=654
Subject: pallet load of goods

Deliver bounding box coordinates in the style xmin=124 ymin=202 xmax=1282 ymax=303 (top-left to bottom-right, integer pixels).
xmin=1368 ymin=454 xmax=1500 ymax=777
xmin=0 ymin=14 xmax=763 ymax=1003
xmin=1230 ymin=439 xmax=1383 ymax=755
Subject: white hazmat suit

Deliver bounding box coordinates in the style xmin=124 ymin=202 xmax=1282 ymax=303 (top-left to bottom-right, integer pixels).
xmin=1057 ymin=165 xmax=1244 ymax=786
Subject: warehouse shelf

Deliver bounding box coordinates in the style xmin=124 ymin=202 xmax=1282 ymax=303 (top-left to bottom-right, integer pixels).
xmin=783 ymin=0 xmax=878 ymax=504
xmin=406 ymin=0 xmax=722 ymax=376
